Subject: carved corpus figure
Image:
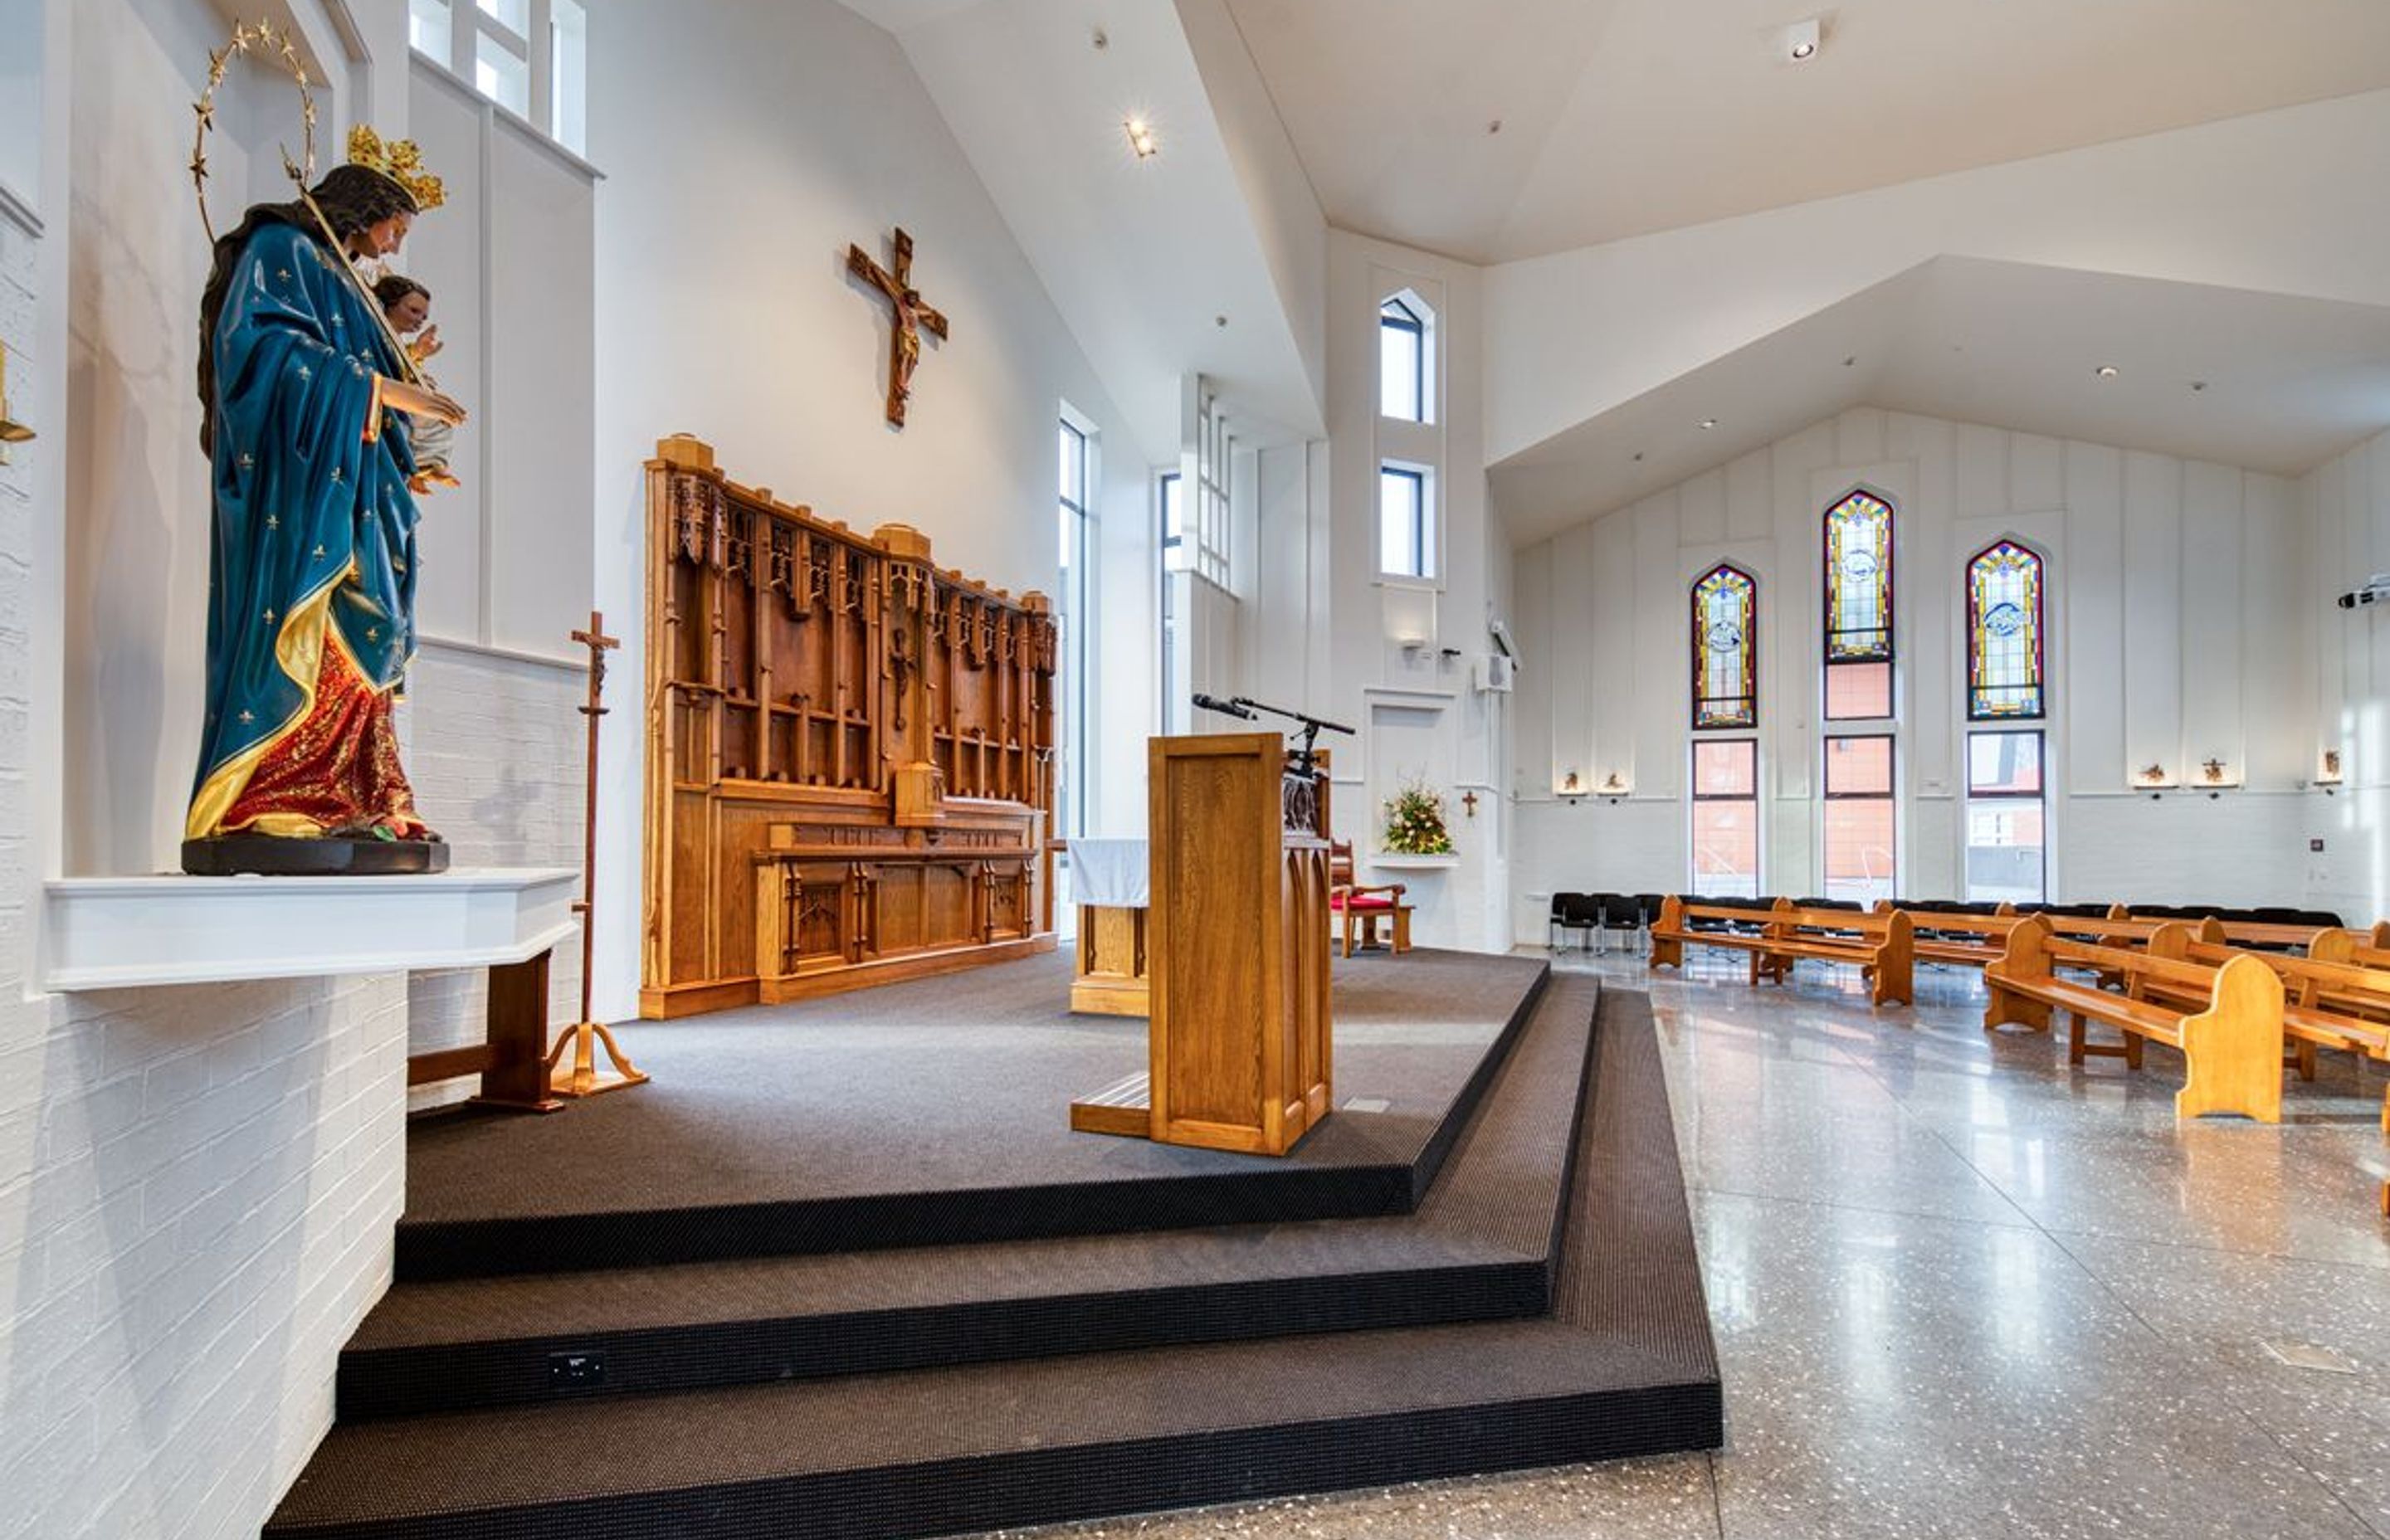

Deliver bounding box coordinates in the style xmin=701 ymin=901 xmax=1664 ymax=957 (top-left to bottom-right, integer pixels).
xmin=183 ymin=128 xmax=468 ymax=875
xmin=846 ymin=227 xmax=949 ymax=427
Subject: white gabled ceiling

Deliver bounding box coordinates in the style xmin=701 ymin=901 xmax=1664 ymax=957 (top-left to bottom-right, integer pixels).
xmin=1490 ymin=257 xmax=2390 ymax=547
xmin=845 ymin=0 xmax=1324 ymax=467
xmin=1222 ymin=0 xmax=2390 ymax=262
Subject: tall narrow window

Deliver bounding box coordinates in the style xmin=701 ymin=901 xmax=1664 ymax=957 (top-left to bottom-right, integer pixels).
xmin=1379 ymin=464 xmax=1432 ymax=579
xmin=549 ymin=0 xmax=589 ymax=154
xmin=1823 ymin=490 xmax=1894 ymax=719
xmin=1691 ymin=565 xmax=1757 ymax=729
xmin=1965 ymin=730 xmax=2046 ymax=903
xmin=1158 ymin=471 xmax=1184 ymax=735
xmin=1967 ymin=540 xmax=2046 ymax=720
xmin=1056 ymin=420 xmax=1093 ymax=842
xmin=1822 ymin=735 xmax=1896 ymax=904
xmin=1690 ymin=739 xmax=1760 ymax=898
xmin=1379 ymin=297 xmax=1426 ymax=422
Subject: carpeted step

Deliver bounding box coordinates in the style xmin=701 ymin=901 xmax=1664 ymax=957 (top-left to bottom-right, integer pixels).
xmin=266 ymin=989 xmax=1720 ymax=1540
xmin=395 ymin=950 xmax=1550 ymax=1279
xmin=338 ymin=975 xmax=1601 ymax=1420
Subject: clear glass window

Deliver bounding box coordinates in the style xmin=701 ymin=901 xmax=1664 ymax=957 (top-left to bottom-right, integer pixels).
xmin=408 ymin=0 xmax=452 ymax=61
xmin=1822 ymin=735 xmax=1895 ymax=904
xmin=1964 ymin=730 xmax=2046 ymax=903
xmin=1378 ymin=465 xmax=1431 ymax=579
xmin=1379 ymin=298 xmax=1425 ymax=422
xmin=1690 ymin=739 xmax=1759 ymax=898
xmin=476 ymin=29 xmax=530 ymax=116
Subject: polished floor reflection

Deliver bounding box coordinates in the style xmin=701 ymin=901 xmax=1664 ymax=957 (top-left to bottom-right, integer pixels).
xmin=1000 ymin=948 xmax=2390 ymax=1540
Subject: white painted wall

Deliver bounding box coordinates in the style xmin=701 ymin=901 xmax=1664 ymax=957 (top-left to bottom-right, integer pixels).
xmin=6 ymin=6 xmax=418 ymax=1539
xmin=2303 ymin=425 xmax=2390 ymax=926
xmin=402 ymin=57 xmax=598 ymax=662
xmin=588 ymin=0 xmax=1148 ymax=1020
xmin=1484 ymin=88 xmax=2390 ymax=466
xmin=1313 ymin=228 xmax=1509 ymax=953
xmin=1510 ymin=407 xmax=2314 ymax=941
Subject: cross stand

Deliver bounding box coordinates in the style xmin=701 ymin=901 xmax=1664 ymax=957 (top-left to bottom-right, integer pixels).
xmin=545 ymin=609 xmax=651 ymax=1098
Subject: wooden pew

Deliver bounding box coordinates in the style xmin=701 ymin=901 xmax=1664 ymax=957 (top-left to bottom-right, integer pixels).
xmin=1756 ymin=901 xmax=1914 ymax=1007
xmin=1983 ymin=914 xmax=2285 ymax=1122
xmin=2160 ymin=927 xmax=2390 ymax=1132
xmin=1648 ymin=895 xmax=1782 ymax=982
xmin=1876 ymin=904 xmax=2016 ymax=970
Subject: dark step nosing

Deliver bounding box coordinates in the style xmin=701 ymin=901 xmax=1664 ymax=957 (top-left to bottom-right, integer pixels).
xmin=341 ymin=981 xmax=1597 ymax=1418
xmin=265 ymin=988 xmax=1724 ymax=1540
xmin=393 ymin=964 xmax=1556 ymax=1282
xmin=272 ymin=1380 xmax=1721 ymax=1540
xmin=336 ymin=1255 xmax=1554 ymax=1421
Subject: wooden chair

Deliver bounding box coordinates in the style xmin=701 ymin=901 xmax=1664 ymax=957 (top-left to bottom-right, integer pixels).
xmin=1329 ymin=840 xmax=1412 ymax=958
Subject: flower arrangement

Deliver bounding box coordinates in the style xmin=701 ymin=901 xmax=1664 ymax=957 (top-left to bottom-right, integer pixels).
xmin=1381 ymin=780 xmax=1455 ymax=856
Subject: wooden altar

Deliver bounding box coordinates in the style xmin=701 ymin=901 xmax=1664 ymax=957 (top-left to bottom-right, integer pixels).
xmin=641 ymin=436 xmax=1058 ymax=1017
xmin=1071 ymin=734 xmax=1334 ymax=1155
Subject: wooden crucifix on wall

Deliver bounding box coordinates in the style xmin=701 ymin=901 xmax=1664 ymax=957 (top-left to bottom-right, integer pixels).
xmin=846 ymin=227 xmax=949 ymax=427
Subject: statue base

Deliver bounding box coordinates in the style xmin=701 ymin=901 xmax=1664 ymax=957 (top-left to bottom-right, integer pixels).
xmin=181 ymin=833 xmax=451 ymax=876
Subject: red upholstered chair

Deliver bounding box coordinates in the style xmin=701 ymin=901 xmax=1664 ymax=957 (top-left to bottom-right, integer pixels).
xmin=1329 ymin=840 xmax=1412 ymax=958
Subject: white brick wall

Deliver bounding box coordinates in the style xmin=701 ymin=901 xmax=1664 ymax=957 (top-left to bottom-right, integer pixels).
xmin=0 ymin=82 xmax=420 ymax=1540
xmin=399 ymin=639 xmax=588 ymax=1113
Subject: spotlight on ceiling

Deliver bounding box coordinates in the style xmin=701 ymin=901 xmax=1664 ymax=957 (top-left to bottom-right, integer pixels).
xmin=1698 ymin=417 xmax=1719 ymax=431
xmin=1124 ymin=118 xmax=1158 ymax=160
xmin=2095 ymin=363 xmax=2120 ymax=379
xmin=1786 ymin=17 xmax=1821 ymax=61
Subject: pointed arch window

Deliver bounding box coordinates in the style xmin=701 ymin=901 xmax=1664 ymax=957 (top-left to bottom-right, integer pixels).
xmin=1691 ymin=564 xmax=1758 ymax=729
xmin=1966 ymin=540 xmax=2046 ymax=720
xmin=1824 ymin=491 xmax=1894 ymax=661
xmin=1823 ymin=490 xmax=1895 ymax=721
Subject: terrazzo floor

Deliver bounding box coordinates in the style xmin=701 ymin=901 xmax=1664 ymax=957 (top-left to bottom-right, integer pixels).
xmin=992 ymin=947 xmax=2390 ymax=1540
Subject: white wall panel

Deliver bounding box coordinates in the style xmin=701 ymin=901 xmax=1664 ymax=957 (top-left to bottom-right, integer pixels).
xmin=2122 ymin=451 xmax=2185 ymax=778
xmin=2178 ymin=460 xmax=2245 ymax=777
xmin=2062 ymin=441 xmax=2125 ymax=788
xmin=2241 ymin=474 xmax=2306 ymax=790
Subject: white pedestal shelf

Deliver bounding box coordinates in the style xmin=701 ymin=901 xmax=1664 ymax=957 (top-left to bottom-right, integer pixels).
xmin=41 ymin=866 xmax=580 ymax=992
xmin=1368 ymin=854 xmax=1460 ymax=870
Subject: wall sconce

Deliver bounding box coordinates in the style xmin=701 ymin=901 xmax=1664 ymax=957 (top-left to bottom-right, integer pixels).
xmin=2317 ymin=748 xmax=2344 ymax=792
xmin=0 ymin=343 xmax=35 ymax=464
xmin=2134 ymin=763 xmax=2175 ymax=798
xmin=1558 ymin=768 xmax=1583 ymax=802
xmin=2197 ymin=756 xmax=2241 ymax=797
xmin=1599 ymin=772 xmax=1631 ymax=802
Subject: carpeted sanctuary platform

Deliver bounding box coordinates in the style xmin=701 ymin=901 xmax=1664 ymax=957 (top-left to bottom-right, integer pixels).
xmin=398 ymin=948 xmax=1548 ymax=1278
xmin=266 ymin=956 xmax=1719 ymax=1540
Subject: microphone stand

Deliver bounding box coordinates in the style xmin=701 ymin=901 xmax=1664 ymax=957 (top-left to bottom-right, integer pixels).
xmin=1232 ymin=697 xmax=1354 ymax=786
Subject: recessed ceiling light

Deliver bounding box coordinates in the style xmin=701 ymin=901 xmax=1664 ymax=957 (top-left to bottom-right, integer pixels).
xmin=1698 ymin=417 xmax=1719 ymax=430
xmin=1487 ymin=119 xmax=1504 ymax=135
xmin=1124 ymin=118 xmax=1158 ymax=160
xmin=1842 ymin=355 xmax=1857 ymax=368
xmin=2095 ymin=364 xmax=2120 ymax=378
xmin=1632 ymin=451 xmax=1645 ymax=462
xmin=2190 ymin=379 xmax=2209 ymax=392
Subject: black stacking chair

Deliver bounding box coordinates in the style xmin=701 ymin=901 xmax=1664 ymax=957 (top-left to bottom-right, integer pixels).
xmin=1549 ymin=892 xmax=1593 ymax=950
xmin=1598 ymin=893 xmax=1644 ymax=953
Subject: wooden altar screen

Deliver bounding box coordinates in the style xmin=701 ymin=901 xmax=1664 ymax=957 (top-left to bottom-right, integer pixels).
xmin=1072 ymin=733 xmax=1332 ymax=1155
xmin=641 ymin=436 xmax=1058 ymax=1017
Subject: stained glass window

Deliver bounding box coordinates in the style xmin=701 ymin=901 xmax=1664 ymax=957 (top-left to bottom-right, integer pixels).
xmin=1823 ymin=491 xmax=1894 ymax=662
xmin=1691 ymin=565 xmax=1757 ymax=729
xmin=1966 ymin=540 xmax=2045 ymax=720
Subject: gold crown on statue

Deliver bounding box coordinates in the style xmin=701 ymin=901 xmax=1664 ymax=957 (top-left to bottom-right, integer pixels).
xmin=347 ymin=124 xmax=446 ymax=212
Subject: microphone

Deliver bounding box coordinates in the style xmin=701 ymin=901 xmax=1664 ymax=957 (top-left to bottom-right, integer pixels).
xmin=1192 ymin=692 xmax=1256 ymax=720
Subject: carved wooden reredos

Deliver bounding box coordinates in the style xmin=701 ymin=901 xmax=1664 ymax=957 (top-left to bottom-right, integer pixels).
xmin=641 ymin=435 xmax=1059 ymax=1017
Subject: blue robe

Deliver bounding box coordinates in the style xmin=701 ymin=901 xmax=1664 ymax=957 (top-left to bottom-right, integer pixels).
xmin=188 ymin=221 xmax=422 ymax=838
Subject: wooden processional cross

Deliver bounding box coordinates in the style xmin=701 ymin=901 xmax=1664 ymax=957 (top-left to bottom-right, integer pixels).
xmin=847 ymin=227 xmax=949 ymax=427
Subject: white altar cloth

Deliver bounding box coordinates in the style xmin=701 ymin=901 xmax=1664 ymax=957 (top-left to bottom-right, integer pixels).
xmin=1068 ymin=839 xmax=1149 ymax=909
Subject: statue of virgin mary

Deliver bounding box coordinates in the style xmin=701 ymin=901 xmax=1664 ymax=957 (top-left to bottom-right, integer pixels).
xmin=183 ymin=131 xmax=467 ymax=874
